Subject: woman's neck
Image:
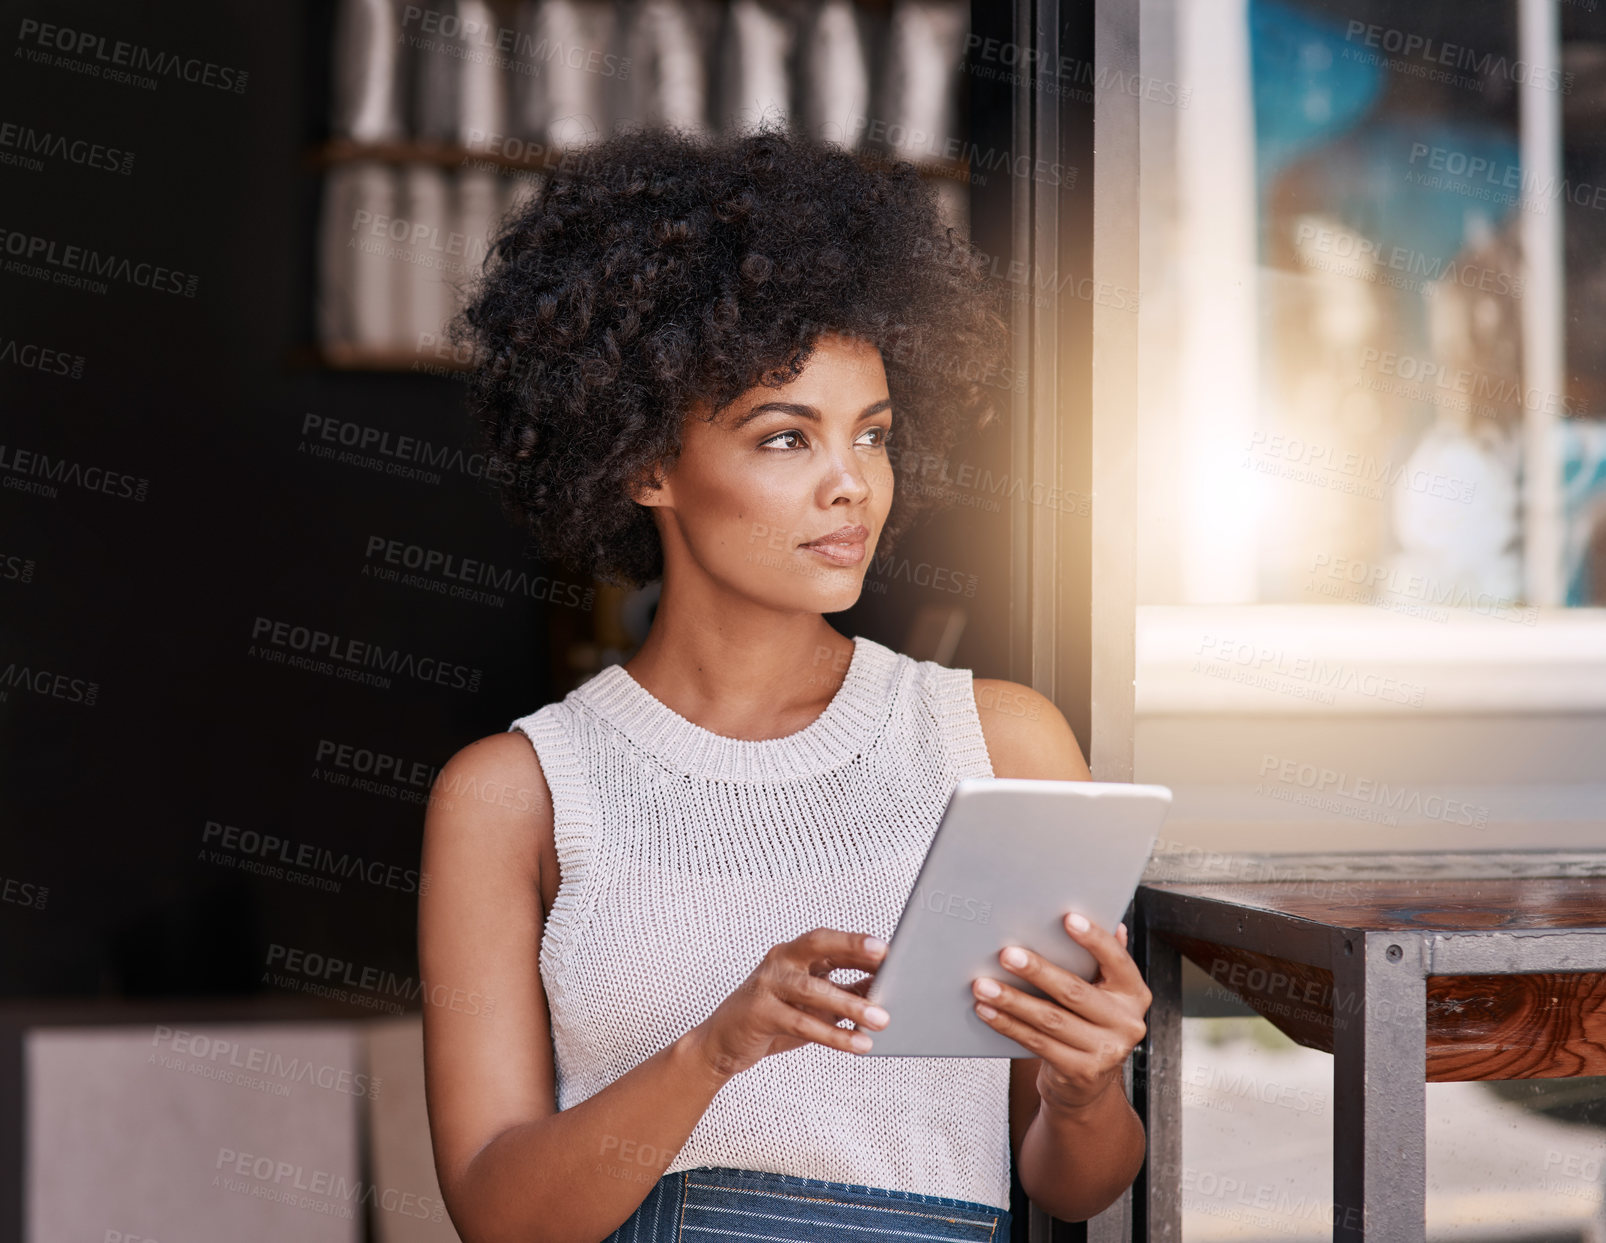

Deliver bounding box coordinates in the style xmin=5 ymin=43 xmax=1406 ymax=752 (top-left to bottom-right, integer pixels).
xmin=621 ymin=615 xmax=855 ymax=743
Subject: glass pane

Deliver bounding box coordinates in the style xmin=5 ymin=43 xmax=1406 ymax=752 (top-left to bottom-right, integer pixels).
xmin=1134 ymin=0 xmax=1606 ymax=852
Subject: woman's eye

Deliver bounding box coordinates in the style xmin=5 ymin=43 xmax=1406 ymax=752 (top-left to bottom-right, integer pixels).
xmin=759 ymin=426 xmax=892 ymax=451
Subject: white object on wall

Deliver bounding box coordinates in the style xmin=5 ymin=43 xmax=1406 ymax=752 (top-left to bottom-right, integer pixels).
xmin=513 ymin=0 xmax=619 ymax=148
xmin=799 ymin=0 xmax=871 ymax=150
xmin=331 ymin=0 xmax=406 ymax=143
xmin=399 ymin=164 xmax=457 ymax=351
xmin=318 ymin=161 xmax=399 ymax=349
xmin=876 ymin=0 xmax=968 ymax=160
xmin=720 ymin=0 xmax=796 ymax=135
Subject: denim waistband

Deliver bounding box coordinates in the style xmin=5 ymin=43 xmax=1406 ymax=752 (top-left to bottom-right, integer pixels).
xmin=603 ymin=1165 xmax=1012 ymax=1242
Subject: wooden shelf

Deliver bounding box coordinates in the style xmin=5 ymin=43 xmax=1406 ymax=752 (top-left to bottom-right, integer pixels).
xmin=306 ymin=138 xmax=973 ymax=185
xmin=285 ymin=343 xmax=475 ymax=373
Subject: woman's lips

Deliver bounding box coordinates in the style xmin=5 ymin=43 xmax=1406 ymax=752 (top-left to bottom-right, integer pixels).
xmin=802 ymin=540 xmax=866 ymax=566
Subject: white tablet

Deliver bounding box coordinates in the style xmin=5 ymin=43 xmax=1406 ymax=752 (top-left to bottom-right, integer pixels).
xmin=862 ymin=778 xmax=1172 ymax=1057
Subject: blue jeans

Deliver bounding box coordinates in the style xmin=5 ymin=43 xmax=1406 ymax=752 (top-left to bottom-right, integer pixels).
xmin=603 ymin=1165 xmax=1011 ymax=1241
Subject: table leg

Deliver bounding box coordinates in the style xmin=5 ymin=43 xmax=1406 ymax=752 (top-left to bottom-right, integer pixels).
xmin=1134 ymin=921 xmax=1181 ymax=1243
xmin=1331 ymin=932 xmax=1426 ymax=1243
xmin=1084 ymin=1064 xmax=1135 ymax=1243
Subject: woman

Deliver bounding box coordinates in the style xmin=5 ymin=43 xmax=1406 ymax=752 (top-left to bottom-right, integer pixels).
xmin=418 ymin=125 xmax=1152 ymax=1242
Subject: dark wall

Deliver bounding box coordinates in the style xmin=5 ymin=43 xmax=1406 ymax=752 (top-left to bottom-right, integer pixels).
xmin=0 ymin=0 xmax=1020 ymax=1002
xmin=0 ymin=1 xmax=558 ymax=999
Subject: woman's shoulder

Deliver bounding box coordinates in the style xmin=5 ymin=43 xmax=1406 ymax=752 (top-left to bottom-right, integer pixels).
xmin=431 ymin=728 xmax=554 ymax=818
xmin=422 ymin=729 xmax=555 ymax=879
xmin=963 ymin=671 xmax=1092 ymax=781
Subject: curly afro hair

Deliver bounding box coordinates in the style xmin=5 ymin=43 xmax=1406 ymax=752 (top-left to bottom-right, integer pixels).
xmin=450 ymin=123 xmax=1011 ymax=589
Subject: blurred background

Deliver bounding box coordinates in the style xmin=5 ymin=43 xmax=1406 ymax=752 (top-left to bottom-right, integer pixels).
xmin=1 ymin=0 xmax=1603 ymax=1240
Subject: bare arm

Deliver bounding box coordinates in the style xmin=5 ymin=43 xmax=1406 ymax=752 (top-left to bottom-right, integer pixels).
xmin=418 ymin=731 xmax=890 ymax=1243
xmin=418 ymin=732 xmax=733 ymax=1243
xmin=972 ymin=678 xmax=1149 ymax=1222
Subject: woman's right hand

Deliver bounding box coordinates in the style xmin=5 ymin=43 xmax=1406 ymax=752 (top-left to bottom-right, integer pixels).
xmin=689 ymin=928 xmax=892 ymax=1079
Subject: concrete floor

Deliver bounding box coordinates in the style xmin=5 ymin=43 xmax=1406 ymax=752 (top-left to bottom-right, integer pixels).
xmin=1178 ymin=1018 xmax=1606 ymax=1242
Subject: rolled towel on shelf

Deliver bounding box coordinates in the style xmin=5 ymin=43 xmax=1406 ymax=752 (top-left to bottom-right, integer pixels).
xmin=317 ymin=161 xmax=400 ymax=353
xmin=877 ymin=0 xmax=968 ymax=163
xmin=455 ymin=0 xmax=510 ymax=147
xmin=511 ymin=0 xmax=618 ymax=150
xmin=397 ymin=163 xmax=456 ymax=354
xmin=798 ymin=0 xmax=872 ymax=150
xmin=331 ymin=0 xmax=407 ymax=143
xmin=716 ymin=0 xmax=798 ymax=136
xmin=618 ymin=0 xmax=718 ymax=136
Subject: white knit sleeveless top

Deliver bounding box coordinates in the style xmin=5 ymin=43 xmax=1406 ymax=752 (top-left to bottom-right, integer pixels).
xmin=508 ymin=634 xmax=1013 ymax=1211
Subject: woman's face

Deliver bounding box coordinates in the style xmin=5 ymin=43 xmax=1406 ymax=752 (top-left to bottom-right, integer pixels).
xmin=634 ymin=332 xmax=895 ymax=615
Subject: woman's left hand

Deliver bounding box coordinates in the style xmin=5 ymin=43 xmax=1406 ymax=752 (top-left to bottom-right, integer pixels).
xmin=971 ymin=914 xmax=1153 ymax=1115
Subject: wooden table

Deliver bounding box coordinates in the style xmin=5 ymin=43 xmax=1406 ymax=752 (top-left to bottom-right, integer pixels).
xmin=1128 ymin=852 xmax=1606 ymax=1243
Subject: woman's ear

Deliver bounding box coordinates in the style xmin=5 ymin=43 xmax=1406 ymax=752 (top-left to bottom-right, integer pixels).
xmin=625 ymin=462 xmax=667 ymax=507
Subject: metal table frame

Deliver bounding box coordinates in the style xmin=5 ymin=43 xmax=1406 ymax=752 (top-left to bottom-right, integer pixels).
xmin=1131 ymin=883 xmax=1606 ymax=1243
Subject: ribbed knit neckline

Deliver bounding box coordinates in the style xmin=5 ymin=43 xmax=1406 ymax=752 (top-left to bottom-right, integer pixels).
xmin=575 ymin=635 xmax=900 ymax=782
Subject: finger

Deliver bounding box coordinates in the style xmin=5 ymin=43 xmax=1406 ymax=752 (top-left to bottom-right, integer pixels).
xmin=777 ymin=1001 xmax=877 ymax=1054
xmin=778 ymin=963 xmax=890 ymax=1031
xmin=971 ymin=993 xmax=1109 ymax=1063
xmin=1061 ymin=912 xmax=1148 ymax=997
xmin=987 ymin=943 xmax=1136 ymax=1030
xmin=971 ymin=976 xmax=1114 ymax=1055
xmin=794 ymin=927 xmax=888 ymax=977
